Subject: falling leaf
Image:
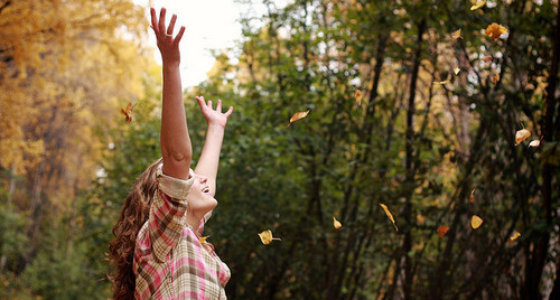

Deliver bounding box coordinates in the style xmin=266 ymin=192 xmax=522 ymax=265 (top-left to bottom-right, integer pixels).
xmin=121 ymin=102 xmax=133 ymax=123
xmin=333 ymin=216 xmax=342 ymax=229
xmin=199 ymin=236 xmax=210 ymax=244
xmin=454 ymin=67 xmax=461 ymax=75
xmin=485 ymin=23 xmax=508 ymax=41
xmin=354 ymin=90 xmax=363 ymax=104
xmin=529 ymin=140 xmax=540 ymax=147
xmin=437 ymin=225 xmax=450 ymax=238
xmin=470 ymin=188 xmax=476 ymax=203
xmin=470 ymin=0 xmax=486 ymax=10
xmin=491 ymin=73 xmax=500 ymax=84
xmin=471 ymin=215 xmax=483 ymax=229
xmin=288 ymin=110 xmax=310 ymax=127
xmin=434 ymin=80 xmax=449 ymax=85
xmin=451 ymin=29 xmax=462 ymax=40
xmin=525 ymin=83 xmax=535 ymax=90
xmin=481 ymin=56 xmax=493 ymax=62
xmin=379 ymin=203 xmax=398 ymax=232
xmin=508 ymin=231 xmax=521 ymax=244
xmin=258 ymin=230 xmax=281 ymax=245
xmin=515 ymin=129 xmax=531 ymax=145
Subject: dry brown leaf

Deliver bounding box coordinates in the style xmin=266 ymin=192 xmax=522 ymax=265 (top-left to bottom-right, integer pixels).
xmin=288 ymin=110 xmax=310 ymax=127
xmin=379 ymin=203 xmax=398 ymax=232
xmin=529 ymin=140 xmax=540 ymax=147
xmin=485 ymin=23 xmax=508 ymax=41
xmin=471 ymin=215 xmax=483 ymax=229
xmin=451 ymin=29 xmax=462 ymax=40
xmin=470 ymin=188 xmax=476 ymax=203
xmin=515 ymin=129 xmax=531 ymax=145
xmin=333 ymin=216 xmax=342 ymax=229
xmin=437 ymin=225 xmax=450 ymax=238
xmin=416 ymin=214 xmax=426 ymax=226
xmin=258 ymin=230 xmax=281 ymax=245
xmin=470 ymin=0 xmax=486 ymax=10
xmin=121 ymin=102 xmax=133 ymax=123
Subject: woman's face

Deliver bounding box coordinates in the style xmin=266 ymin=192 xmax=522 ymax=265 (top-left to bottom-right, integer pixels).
xmin=187 ymin=173 xmax=217 ymax=215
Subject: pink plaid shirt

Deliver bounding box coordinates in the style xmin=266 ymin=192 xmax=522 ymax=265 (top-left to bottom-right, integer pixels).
xmin=133 ymin=168 xmax=230 ymax=299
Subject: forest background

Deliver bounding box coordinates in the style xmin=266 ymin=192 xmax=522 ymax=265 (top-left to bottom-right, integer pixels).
xmin=0 ymin=0 xmax=559 ymax=299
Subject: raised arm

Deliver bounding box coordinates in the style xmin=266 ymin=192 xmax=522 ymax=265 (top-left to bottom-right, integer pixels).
xmin=194 ymin=96 xmax=233 ymax=196
xmin=150 ymin=7 xmax=191 ymax=179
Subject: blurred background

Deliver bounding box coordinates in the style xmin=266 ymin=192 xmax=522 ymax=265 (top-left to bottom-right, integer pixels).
xmin=0 ymin=0 xmax=559 ymax=299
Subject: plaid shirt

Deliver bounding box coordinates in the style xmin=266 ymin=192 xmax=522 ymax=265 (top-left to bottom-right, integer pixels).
xmin=133 ymin=168 xmax=230 ymax=299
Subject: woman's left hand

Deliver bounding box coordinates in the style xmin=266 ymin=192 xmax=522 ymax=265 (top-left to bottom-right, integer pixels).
xmin=195 ymin=96 xmax=233 ymax=128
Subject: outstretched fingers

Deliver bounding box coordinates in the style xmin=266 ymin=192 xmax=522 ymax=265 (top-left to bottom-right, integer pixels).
xmin=167 ymin=14 xmax=177 ymax=36
xmin=150 ymin=7 xmax=159 ymax=35
xmin=216 ymin=99 xmax=222 ymax=112
xmin=158 ymin=7 xmax=166 ymax=36
xmin=224 ymin=106 xmax=233 ymax=117
xmin=174 ymin=26 xmax=186 ymax=45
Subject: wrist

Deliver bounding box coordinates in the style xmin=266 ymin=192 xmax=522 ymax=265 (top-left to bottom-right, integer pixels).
xmin=207 ymin=122 xmax=226 ymax=131
xmin=162 ymin=60 xmax=180 ymax=70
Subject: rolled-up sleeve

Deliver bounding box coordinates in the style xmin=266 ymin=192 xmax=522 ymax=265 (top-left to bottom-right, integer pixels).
xmin=149 ymin=167 xmax=195 ymax=263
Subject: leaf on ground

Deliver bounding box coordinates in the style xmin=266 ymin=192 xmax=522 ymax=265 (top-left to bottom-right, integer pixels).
xmin=437 ymin=225 xmax=450 ymax=238
xmin=288 ymin=110 xmax=310 ymax=127
xmin=485 ymin=23 xmax=508 ymax=41
xmin=333 ymin=216 xmax=342 ymax=229
xmin=470 ymin=0 xmax=486 ymax=10
xmin=258 ymin=230 xmax=281 ymax=245
xmin=379 ymin=203 xmax=398 ymax=231
xmin=515 ymin=129 xmax=531 ymax=145
xmin=471 ymin=215 xmax=483 ymax=229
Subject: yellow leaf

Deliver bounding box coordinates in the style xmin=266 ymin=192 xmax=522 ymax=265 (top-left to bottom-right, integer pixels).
xmin=199 ymin=235 xmax=210 ymax=244
xmin=515 ymin=129 xmax=531 ymax=145
xmin=485 ymin=23 xmax=508 ymax=41
xmin=333 ymin=216 xmax=342 ymax=229
xmin=258 ymin=229 xmax=281 ymax=245
xmin=354 ymin=90 xmax=363 ymax=104
xmin=451 ymin=29 xmax=462 ymax=40
xmin=288 ymin=110 xmax=310 ymax=127
xmin=454 ymin=67 xmax=461 ymax=75
xmin=379 ymin=203 xmax=398 ymax=231
xmin=470 ymin=0 xmax=486 ymax=10
xmin=508 ymin=231 xmax=521 ymax=244
xmin=529 ymin=140 xmax=540 ymax=147
xmin=471 ymin=215 xmax=483 ymax=229
xmin=437 ymin=225 xmax=450 ymax=238
xmin=433 ymin=80 xmax=449 ymax=85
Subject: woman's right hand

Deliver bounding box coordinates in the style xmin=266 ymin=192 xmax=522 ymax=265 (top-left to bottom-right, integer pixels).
xmin=150 ymin=7 xmax=185 ymax=67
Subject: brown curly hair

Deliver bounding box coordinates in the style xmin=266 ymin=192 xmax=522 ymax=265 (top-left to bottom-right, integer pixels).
xmin=108 ymin=158 xmax=163 ymax=300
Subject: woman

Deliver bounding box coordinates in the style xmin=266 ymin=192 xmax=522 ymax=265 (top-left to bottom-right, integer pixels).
xmin=109 ymin=7 xmax=233 ymax=299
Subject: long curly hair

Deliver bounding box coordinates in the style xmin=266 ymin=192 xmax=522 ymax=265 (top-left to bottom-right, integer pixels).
xmin=108 ymin=158 xmax=163 ymax=300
